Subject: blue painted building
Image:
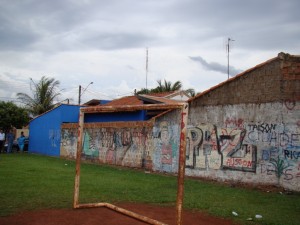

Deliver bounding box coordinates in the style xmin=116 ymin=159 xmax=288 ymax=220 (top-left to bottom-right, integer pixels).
xmin=29 ymin=94 xmax=185 ymax=157
xmin=85 ymin=111 xmax=146 ymax=122
xmin=28 ymin=102 xmax=147 ymax=157
xmin=29 ymin=104 xmax=81 ymax=156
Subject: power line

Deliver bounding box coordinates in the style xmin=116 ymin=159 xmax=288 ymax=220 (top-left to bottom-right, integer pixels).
xmin=85 ymin=89 xmax=114 ymax=99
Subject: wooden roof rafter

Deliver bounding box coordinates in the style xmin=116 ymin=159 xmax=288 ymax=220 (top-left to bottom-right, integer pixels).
xmin=81 ymin=103 xmax=184 ymax=114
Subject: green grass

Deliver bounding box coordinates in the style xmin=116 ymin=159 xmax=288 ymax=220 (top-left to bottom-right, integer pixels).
xmin=0 ymin=154 xmax=299 ymax=225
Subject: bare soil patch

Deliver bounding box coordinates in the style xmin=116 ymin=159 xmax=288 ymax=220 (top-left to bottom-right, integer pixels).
xmin=0 ymin=203 xmax=234 ymax=225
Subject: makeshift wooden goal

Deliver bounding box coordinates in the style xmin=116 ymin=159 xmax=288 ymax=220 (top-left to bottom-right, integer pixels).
xmin=73 ymin=103 xmax=189 ymax=225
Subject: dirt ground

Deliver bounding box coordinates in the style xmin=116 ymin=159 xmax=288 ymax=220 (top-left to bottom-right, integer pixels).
xmin=0 ymin=203 xmax=234 ymax=225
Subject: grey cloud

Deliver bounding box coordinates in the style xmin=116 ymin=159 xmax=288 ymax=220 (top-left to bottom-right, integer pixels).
xmin=0 ymin=0 xmax=300 ymax=52
xmin=80 ymin=32 xmax=155 ymax=50
xmin=0 ymin=14 xmax=40 ymax=51
xmin=0 ymin=0 xmax=299 ymax=54
xmin=0 ymin=0 xmax=163 ymax=52
xmin=163 ymin=0 xmax=300 ymax=51
xmin=189 ymin=56 xmax=242 ymax=76
xmin=0 ymin=28 xmax=39 ymax=51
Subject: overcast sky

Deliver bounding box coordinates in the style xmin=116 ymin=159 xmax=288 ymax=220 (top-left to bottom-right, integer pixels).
xmin=0 ymin=0 xmax=299 ymax=104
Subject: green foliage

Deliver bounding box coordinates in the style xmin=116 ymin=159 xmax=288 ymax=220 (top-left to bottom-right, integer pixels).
xmin=17 ymin=76 xmax=61 ymax=116
xmin=0 ymin=101 xmax=29 ymax=131
xmin=135 ymin=88 xmax=150 ymax=94
xmin=0 ymin=154 xmax=299 ymax=225
xmin=136 ymin=79 xmax=195 ymax=96
xmin=185 ymin=88 xmax=196 ymax=97
xmin=152 ymin=79 xmax=182 ymax=93
xmin=269 ymin=156 xmax=291 ymax=185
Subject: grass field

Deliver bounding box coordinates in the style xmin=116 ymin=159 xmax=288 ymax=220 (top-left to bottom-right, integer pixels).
xmin=0 ymin=153 xmax=299 ymax=225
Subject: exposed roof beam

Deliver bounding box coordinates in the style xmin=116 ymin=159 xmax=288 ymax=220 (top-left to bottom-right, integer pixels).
xmin=81 ymin=103 xmax=184 ymax=113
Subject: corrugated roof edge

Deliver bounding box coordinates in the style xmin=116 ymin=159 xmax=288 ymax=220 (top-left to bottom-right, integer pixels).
xmin=81 ymin=103 xmax=184 ymax=113
xmin=29 ymin=103 xmax=83 ymax=123
xmin=138 ymin=94 xmax=186 ymax=104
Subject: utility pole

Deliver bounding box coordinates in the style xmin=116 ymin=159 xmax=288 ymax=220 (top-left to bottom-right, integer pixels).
xmin=226 ymin=38 xmax=234 ymax=79
xmin=78 ymin=82 xmax=93 ymax=105
xmin=146 ymin=47 xmax=148 ymax=89
xmin=78 ymin=85 xmax=82 ymax=105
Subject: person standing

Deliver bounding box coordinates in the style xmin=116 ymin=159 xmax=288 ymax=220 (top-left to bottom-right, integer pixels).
xmin=0 ymin=129 xmax=5 ymax=153
xmin=6 ymin=129 xmax=15 ymax=153
xmin=17 ymin=132 xmax=26 ymax=153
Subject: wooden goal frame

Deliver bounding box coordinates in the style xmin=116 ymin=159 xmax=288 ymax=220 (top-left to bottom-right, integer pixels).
xmin=73 ymin=103 xmax=188 ymax=225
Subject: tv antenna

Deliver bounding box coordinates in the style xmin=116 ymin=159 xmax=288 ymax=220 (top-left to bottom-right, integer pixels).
xmin=226 ymin=38 xmax=235 ymax=79
xmin=146 ymin=47 xmax=148 ymax=89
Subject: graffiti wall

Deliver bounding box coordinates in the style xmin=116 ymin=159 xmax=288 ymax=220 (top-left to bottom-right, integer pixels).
xmin=61 ymin=122 xmax=154 ymax=169
xmin=60 ymin=110 xmax=182 ymax=173
xmin=187 ymin=101 xmax=300 ymax=191
xmin=60 ymin=101 xmax=299 ymax=191
xmin=152 ymin=109 xmax=181 ymax=173
xmin=186 ymin=125 xmax=256 ymax=172
xmin=61 ymin=128 xmax=77 ymax=159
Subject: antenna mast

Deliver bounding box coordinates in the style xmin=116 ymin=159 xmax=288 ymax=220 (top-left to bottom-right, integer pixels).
xmin=226 ymin=38 xmax=234 ymax=79
xmin=146 ymin=47 xmax=148 ymax=89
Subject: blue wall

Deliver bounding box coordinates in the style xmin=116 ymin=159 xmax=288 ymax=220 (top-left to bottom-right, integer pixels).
xmin=84 ymin=110 xmax=146 ymax=122
xmin=29 ymin=105 xmax=80 ymax=156
xmin=29 ymin=105 xmax=148 ymax=157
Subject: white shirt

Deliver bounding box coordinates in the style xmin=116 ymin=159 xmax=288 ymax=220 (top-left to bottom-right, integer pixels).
xmin=0 ymin=132 xmax=5 ymax=141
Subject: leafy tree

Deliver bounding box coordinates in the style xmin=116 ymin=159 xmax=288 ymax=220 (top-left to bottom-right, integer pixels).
xmin=0 ymin=101 xmax=29 ymax=132
xmin=17 ymin=76 xmax=61 ymax=116
xmin=185 ymin=88 xmax=196 ymax=97
xmin=135 ymin=88 xmax=150 ymax=95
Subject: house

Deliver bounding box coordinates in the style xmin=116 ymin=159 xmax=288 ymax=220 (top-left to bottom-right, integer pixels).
xmin=29 ymin=104 xmax=82 ymax=156
xmin=60 ymin=94 xmax=186 ymax=169
xmin=83 ymin=99 xmax=111 ymax=106
xmin=161 ymin=90 xmax=191 ymax=101
xmin=29 ymin=92 xmax=185 ymax=156
xmin=82 ymin=94 xmax=186 ymax=122
xmin=29 ymin=99 xmax=114 ymax=157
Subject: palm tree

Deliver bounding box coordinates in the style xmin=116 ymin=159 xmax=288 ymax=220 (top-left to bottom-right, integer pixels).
xmin=185 ymin=88 xmax=196 ymax=97
xmin=152 ymin=79 xmax=182 ymax=93
xmin=17 ymin=76 xmax=61 ymax=116
xmin=136 ymin=79 xmax=195 ymax=96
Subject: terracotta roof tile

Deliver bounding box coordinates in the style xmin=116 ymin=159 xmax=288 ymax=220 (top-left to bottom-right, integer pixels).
xmin=104 ymin=96 xmax=142 ymax=106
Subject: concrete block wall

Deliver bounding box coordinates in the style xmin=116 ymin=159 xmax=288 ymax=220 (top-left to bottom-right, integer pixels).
xmin=152 ymin=109 xmax=181 ymax=173
xmin=187 ymin=53 xmax=300 ymax=191
xmin=60 ymin=110 xmax=182 ymax=173
xmin=192 ymin=53 xmax=300 ymax=107
xmin=187 ymin=102 xmax=299 ymax=191
xmin=61 ymin=121 xmax=154 ymax=169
